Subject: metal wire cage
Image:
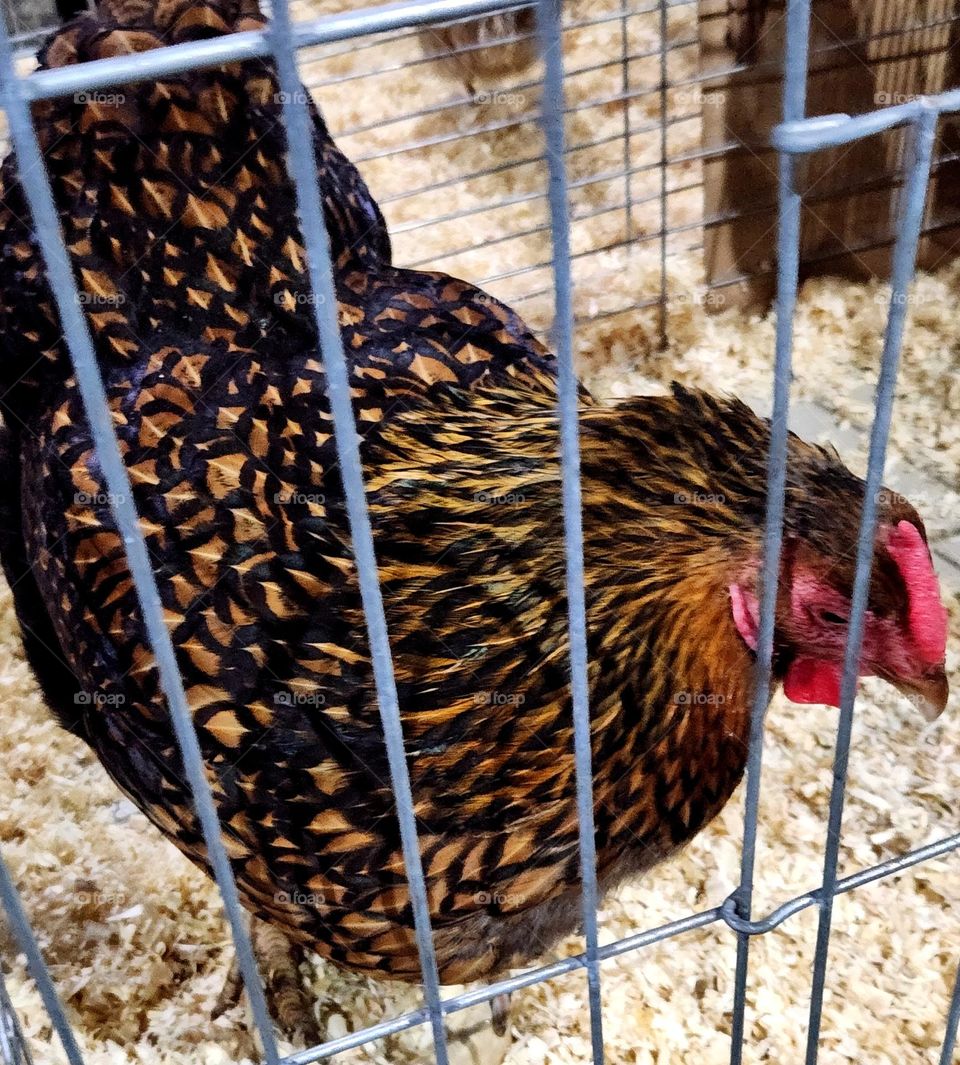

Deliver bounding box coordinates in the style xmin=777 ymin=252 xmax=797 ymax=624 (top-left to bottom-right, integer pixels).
xmin=0 ymin=1 xmax=957 ymax=1064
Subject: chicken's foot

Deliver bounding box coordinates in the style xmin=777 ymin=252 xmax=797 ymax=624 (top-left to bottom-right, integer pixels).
xmin=212 ymin=917 xmax=322 ymax=1050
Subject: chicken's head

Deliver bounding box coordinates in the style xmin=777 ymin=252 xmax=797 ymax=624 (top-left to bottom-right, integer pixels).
xmin=729 ymin=499 xmax=948 ymax=721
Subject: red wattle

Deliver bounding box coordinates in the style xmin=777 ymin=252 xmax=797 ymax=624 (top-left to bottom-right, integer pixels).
xmin=783 ymin=658 xmax=843 ymax=708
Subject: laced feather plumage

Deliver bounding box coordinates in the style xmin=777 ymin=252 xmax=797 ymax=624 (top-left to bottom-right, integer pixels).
xmin=0 ymin=0 xmax=945 ymax=990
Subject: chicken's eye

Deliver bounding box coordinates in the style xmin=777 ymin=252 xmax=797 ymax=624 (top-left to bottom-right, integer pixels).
xmin=819 ymin=610 xmax=847 ymax=625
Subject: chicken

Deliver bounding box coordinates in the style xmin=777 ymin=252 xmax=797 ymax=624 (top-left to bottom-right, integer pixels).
xmin=418 ymin=6 xmax=538 ymax=97
xmin=0 ymin=0 xmax=949 ymax=1033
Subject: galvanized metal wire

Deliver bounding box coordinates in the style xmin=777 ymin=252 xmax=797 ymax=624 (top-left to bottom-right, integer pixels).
xmin=0 ymin=962 xmax=32 ymax=1065
xmin=0 ymin=1 xmax=957 ymax=1064
xmin=535 ymin=0 xmax=604 ymax=1058
xmin=269 ymin=0 xmax=452 ymax=1059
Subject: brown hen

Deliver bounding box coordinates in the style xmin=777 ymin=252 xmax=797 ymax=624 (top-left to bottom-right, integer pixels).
xmin=418 ymin=5 xmax=538 ymax=97
xmin=0 ymin=0 xmax=948 ymax=1026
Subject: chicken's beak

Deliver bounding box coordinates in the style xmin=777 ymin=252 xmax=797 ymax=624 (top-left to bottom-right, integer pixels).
xmin=889 ymin=664 xmax=949 ymax=722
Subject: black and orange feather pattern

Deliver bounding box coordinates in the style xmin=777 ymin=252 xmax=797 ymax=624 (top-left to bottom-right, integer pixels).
xmin=0 ymin=0 xmax=935 ymax=985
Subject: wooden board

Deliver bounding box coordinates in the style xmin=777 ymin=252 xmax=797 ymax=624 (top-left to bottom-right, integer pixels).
xmin=699 ymin=0 xmax=960 ymax=310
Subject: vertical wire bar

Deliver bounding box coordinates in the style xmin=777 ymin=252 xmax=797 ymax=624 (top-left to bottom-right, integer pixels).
xmin=0 ymin=18 xmax=282 ymax=1065
xmin=535 ymin=1 xmax=604 ymax=1061
xmin=619 ymin=0 xmax=632 ymax=244
xmin=265 ymin=4 xmax=450 ymax=1063
xmin=941 ymin=957 xmax=960 ymax=1065
xmin=728 ymin=2 xmax=811 ymax=1061
xmin=0 ymin=963 xmax=32 ymax=1065
xmin=657 ymin=0 xmax=668 ymax=347
xmin=803 ymin=106 xmax=938 ymax=1065
xmin=0 ymin=851 xmax=81 ymax=1065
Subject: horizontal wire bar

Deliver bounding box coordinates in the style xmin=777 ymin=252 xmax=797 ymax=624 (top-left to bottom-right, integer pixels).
xmin=707 ymin=207 xmax=960 ymax=293
xmin=335 ymin=37 xmax=697 ymax=140
xmin=282 ymin=829 xmax=960 ymax=1063
xmin=388 ymin=113 xmax=699 ymax=232
xmin=402 ymin=177 xmax=702 ymax=268
xmin=723 ymin=830 xmax=960 ymax=936
xmin=17 ymin=0 xmax=542 ymax=99
xmin=282 ymin=908 xmax=725 ymax=1064
xmin=377 ymin=118 xmax=714 ymax=208
xmin=700 ymin=138 xmax=960 ymax=237
xmin=518 ymin=267 xmax=708 ymax=313
xmin=315 ymin=29 xmax=536 ymax=88
xmin=693 ymin=13 xmax=960 ymax=94
xmin=507 ymin=237 xmax=706 ymax=307
xmin=478 ymin=234 xmax=631 ymax=285
xmin=476 ymin=212 xmax=707 ymax=287
xmin=774 ymin=92 xmax=960 ymax=153
xmin=317 ymin=0 xmax=701 ymax=93
xmin=346 ymin=62 xmax=699 ymax=162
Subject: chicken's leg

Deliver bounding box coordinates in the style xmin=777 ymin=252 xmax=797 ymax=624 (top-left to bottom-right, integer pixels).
xmin=214 ymin=922 xmax=513 ymax=1062
xmin=490 ymin=991 xmax=511 ymax=1037
xmin=213 ymin=917 xmax=322 ymax=1049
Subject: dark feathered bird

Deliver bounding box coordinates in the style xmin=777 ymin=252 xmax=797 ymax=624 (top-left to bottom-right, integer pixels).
xmin=0 ymin=0 xmax=948 ymax=1029
xmin=418 ymin=6 xmax=538 ymax=97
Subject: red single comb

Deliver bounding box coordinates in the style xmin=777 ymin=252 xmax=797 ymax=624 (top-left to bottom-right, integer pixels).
xmin=886 ymin=520 xmax=948 ymax=665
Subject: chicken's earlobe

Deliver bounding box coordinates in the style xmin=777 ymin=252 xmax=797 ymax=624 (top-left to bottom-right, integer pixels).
xmin=729 ymin=582 xmax=759 ymax=652
xmin=884 ymin=520 xmax=948 ymax=666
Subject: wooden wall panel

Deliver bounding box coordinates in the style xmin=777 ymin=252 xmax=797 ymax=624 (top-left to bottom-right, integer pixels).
xmin=700 ymin=0 xmax=960 ymax=309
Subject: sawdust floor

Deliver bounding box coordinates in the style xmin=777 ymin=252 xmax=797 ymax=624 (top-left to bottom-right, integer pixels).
xmin=1 ymin=1 xmax=959 ymax=1063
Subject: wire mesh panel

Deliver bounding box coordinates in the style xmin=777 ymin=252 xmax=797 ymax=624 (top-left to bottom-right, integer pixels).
xmin=4 ymin=3 xmax=960 ymax=328
xmin=0 ymin=1 xmax=956 ymax=1064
